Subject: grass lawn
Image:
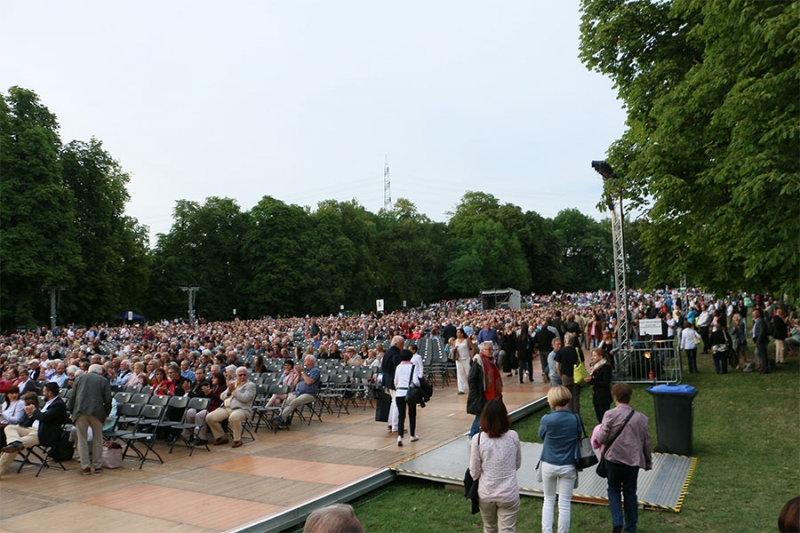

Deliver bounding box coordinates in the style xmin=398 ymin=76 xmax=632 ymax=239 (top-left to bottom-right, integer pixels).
xmin=349 ymin=352 xmax=799 ymax=532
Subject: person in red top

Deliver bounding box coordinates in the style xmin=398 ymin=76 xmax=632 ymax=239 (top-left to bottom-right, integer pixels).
xmin=151 ymin=368 xmax=172 ymax=396
xmin=467 ymin=341 xmax=503 ymax=438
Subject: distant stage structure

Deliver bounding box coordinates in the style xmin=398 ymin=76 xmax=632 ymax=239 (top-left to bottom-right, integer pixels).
xmin=480 ymin=288 xmax=521 ymax=310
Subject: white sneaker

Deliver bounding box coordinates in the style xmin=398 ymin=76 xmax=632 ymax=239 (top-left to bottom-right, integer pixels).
xmin=410 ymin=435 xmax=419 ymax=442
xmin=397 ymin=436 xmax=403 ymax=446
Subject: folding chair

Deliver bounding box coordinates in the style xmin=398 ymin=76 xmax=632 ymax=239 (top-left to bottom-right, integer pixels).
xmin=116 ymin=404 xmax=165 ymax=469
xmin=147 ymin=395 xmax=169 ymax=407
xmin=168 ymin=397 xmax=210 ymax=456
xmin=15 ymin=424 xmax=71 ymax=477
xmin=129 ymin=393 xmax=149 ymax=405
xmin=114 ymin=392 xmax=132 ymax=404
xmin=253 ymin=384 xmax=287 ymax=432
xmin=104 ymin=403 xmax=143 ymax=441
xmin=151 ymin=395 xmax=189 ymax=442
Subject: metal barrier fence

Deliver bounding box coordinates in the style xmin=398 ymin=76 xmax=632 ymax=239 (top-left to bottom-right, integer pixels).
xmin=613 ymin=340 xmax=683 ymax=384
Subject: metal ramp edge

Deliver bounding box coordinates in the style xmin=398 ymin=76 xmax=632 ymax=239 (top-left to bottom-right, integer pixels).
xmin=392 ymin=440 xmax=696 ymax=513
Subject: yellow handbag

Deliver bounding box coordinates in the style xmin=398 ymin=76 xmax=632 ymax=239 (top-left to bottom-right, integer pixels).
xmin=574 ymin=357 xmax=590 ymax=386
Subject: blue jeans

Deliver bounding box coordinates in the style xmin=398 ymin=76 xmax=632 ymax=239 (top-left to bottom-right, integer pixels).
xmin=606 ymin=460 xmax=639 ymax=532
xmin=469 ymin=414 xmax=481 ymax=438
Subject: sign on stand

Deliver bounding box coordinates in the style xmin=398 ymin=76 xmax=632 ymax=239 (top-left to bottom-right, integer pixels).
xmin=639 ymin=319 xmax=663 ymax=336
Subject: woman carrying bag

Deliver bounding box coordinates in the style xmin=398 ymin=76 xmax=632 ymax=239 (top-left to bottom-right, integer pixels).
xmin=583 ymin=347 xmax=613 ymax=423
xmin=538 ymin=386 xmax=580 ymax=533
xmin=469 ymin=399 xmax=521 ymax=533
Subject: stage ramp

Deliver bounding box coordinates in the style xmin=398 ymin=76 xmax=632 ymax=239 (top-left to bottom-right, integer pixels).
xmin=392 ymin=439 xmax=696 ymax=513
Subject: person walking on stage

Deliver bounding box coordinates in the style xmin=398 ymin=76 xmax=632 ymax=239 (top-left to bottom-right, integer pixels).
xmin=467 ymin=342 xmax=503 ymax=438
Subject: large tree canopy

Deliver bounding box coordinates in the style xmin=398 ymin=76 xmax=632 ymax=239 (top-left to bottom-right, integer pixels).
xmin=0 ymin=88 xmax=80 ymax=328
xmin=580 ymin=0 xmax=799 ymax=299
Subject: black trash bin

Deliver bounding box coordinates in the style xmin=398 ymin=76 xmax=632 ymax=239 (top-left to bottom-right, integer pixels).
xmin=646 ymin=384 xmax=698 ymax=456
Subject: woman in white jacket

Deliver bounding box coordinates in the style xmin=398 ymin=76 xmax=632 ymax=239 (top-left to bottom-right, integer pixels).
xmin=393 ymin=349 xmax=420 ymax=447
xmin=679 ymin=321 xmax=700 ymax=373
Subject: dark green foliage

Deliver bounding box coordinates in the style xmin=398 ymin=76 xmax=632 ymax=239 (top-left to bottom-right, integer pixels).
xmin=1 ymin=88 xmax=79 ymax=328
xmin=2 ymin=88 xmax=659 ymax=328
xmin=580 ymin=0 xmax=799 ymax=299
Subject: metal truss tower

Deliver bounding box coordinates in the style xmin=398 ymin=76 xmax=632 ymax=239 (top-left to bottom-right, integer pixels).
xmin=383 ymin=155 xmax=391 ymax=211
xmin=179 ymin=284 xmax=200 ymax=325
xmin=592 ymin=161 xmax=631 ymax=354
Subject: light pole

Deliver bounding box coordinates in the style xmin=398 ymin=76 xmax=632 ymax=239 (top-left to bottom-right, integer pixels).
xmin=179 ymin=285 xmax=200 ymax=325
xmin=42 ymin=285 xmax=64 ymax=331
xmin=592 ymin=161 xmax=631 ymax=358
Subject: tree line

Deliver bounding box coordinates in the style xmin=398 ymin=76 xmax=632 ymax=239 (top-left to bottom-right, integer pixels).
xmin=1 ymin=88 xmax=647 ymax=329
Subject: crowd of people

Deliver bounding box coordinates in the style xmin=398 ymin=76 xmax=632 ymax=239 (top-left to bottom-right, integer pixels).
xmin=0 ymin=288 xmax=795 ymax=531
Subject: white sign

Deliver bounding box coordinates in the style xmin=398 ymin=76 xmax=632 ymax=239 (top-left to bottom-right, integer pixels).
xmin=127 ymin=311 xmax=133 ymax=321
xmin=376 ymin=299 xmax=384 ymax=312
xmin=639 ymin=319 xmax=663 ymax=336
xmin=340 ymin=305 xmax=345 ymax=310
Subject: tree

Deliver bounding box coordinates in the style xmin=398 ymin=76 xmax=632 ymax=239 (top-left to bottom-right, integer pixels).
xmin=376 ymin=198 xmax=447 ymax=310
xmin=60 ymin=139 xmax=143 ymax=324
xmin=445 ymin=218 xmax=530 ymax=296
xmin=551 ymin=209 xmax=611 ymax=291
xmin=580 ymin=0 xmax=800 ymax=299
xmin=0 ymin=87 xmax=80 ymax=330
xmin=147 ymin=197 xmax=247 ymax=321
xmin=241 ymin=196 xmax=310 ymax=317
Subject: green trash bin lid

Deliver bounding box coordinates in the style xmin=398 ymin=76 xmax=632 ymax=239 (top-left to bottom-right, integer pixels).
xmin=646 ymin=384 xmax=697 ymax=396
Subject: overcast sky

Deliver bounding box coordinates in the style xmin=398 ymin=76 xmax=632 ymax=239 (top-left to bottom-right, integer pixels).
xmin=1 ymin=1 xmax=626 ymax=243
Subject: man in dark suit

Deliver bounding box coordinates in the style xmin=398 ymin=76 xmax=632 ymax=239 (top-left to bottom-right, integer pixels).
xmin=0 ymin=382 xmax=68 ymax=478
xmin=68 ymin=364 xmax=112 ymax=475
xmin=381 ymin=336 xmax=405 ymax=433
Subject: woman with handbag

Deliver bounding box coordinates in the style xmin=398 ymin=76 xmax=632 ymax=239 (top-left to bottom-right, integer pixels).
xmin=710 ymin=324 xmax=733 ymax=374
xmin=538 ymin=386 xmax=580 ymax=533
xmin=469 ymin=399 xmax=521 ymax=533
xmin=393 ymin=349 xmax=420 ymax=446
xmin=583 ymin=348 xmax=613 ymax=423
xmin=596 ymin=383 xmax=652 ymax=533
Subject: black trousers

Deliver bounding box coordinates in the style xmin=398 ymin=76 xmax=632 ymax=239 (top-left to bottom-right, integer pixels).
xmin=395 ymin=396 xmax=416 ymax=438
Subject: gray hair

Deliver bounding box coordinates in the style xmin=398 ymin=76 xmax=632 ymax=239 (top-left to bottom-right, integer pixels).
xmin=303 ymin=504 xmax=363 ymax=533
xmin=89 ymin=364 xmax=104 ymax=375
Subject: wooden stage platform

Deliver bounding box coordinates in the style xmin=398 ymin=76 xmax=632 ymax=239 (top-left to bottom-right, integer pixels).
xmin=0 ymin=371 xmax=550 ymax=533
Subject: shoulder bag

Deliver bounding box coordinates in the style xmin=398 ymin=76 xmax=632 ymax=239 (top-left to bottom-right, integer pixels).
xmin=406 ymin=365 xmax=424 ymax=405
xmin=596 ymin=409 xmax=636 ymax=478
xmin=464 ymin=433 xmax=481 ymax=514
xmin=575 ymin=414 xmax=599 ymax=470
xmin=574 ymin=357 xmax=590 ymax=386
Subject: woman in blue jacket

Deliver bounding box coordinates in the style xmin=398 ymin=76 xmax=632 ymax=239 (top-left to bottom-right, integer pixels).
xmin=538 ymin=386 xmax=580 ymax=533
